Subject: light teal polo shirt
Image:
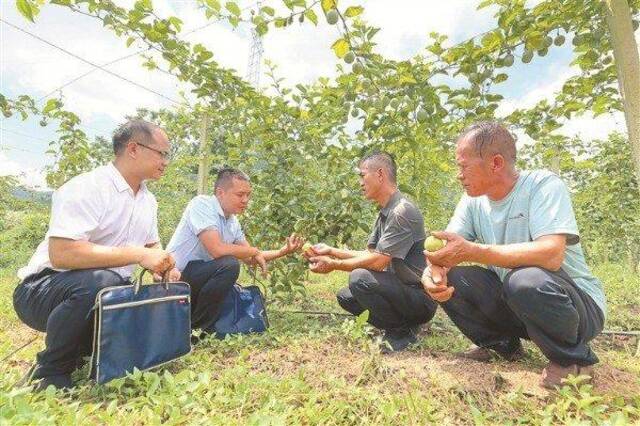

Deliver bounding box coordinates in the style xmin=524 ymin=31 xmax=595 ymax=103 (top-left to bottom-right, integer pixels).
xmin=167 ymin=195 xmax=245 ymax=271
xmin=446 ymin=170 xmax=606 ymax=318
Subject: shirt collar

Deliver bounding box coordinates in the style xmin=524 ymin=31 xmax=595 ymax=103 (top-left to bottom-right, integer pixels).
xmin=380 ymin=190 xmax=402 ymax=217
xmin=212 ymin=195 xmax=231 ymax=220
xmin=107 ymin=162 xmax=147 ymax=195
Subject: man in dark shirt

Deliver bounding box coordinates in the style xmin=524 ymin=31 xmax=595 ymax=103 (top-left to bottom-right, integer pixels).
xmin=306 ymin=151 xmax=437 ymax=352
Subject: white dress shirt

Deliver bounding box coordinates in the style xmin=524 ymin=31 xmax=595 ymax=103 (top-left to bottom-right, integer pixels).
xmin=18 ymin=163 xmax=160 ymax=280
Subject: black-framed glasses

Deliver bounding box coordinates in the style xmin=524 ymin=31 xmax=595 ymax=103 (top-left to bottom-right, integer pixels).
xmin=136 ymin=142 xmax=172 ymax=160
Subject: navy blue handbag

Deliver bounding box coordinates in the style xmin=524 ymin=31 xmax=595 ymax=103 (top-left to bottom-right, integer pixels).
xmin=89 ymin=271 xmax=191 ymax=384
xmin=208 ymin=284 xmax=269 ymax=338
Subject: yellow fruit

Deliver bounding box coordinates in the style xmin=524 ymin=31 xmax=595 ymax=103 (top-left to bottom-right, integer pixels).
xmin=425 ymin=236 xmax=445 ymax=252
xmin=302 ymin=242 xmax=313 ymax=252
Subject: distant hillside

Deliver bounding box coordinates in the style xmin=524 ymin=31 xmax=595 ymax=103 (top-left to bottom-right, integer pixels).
xmin=10 ymin=187 xmax=52 ymax=204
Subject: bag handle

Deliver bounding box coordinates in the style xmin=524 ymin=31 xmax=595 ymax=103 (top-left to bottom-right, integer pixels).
xmin=134 ymin=269 xmax=170 ymax=294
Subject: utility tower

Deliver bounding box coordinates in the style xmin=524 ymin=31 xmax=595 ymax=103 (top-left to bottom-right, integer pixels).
xmin=246 ymin=1 xmax=264 ymax=89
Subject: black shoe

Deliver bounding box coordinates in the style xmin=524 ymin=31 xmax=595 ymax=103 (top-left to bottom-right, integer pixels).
xmin=380 ymin=327 xmax=418 ymax=354
xmin=33 ymin=373 xmax=73 ymax=392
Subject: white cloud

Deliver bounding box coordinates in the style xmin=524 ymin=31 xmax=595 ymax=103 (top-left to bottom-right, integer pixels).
xmin=0 ymin=152 xmax=49 ymax=189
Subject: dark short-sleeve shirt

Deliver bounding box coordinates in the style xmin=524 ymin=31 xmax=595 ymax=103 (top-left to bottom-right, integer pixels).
xmin=367 ymin=191 xmax=427 ymax=285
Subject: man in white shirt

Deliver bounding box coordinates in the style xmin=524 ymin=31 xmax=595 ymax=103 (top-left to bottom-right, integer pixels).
xmin=167 ymin=168 xmax=302 ymax=336
xmin=13 ymin=120 xmax=179 ymax=391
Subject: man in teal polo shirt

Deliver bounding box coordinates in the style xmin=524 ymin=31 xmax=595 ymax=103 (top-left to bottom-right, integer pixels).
xmin=167 ymin=167 xmax=303 ymax=334
xmin=423 ymin=122 xmax=606 ymax=389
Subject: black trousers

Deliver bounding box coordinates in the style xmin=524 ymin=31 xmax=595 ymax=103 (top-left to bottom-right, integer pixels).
xmin=181 ymin=256 xmax=240 ymax=331
xmin=13 ymin=268 xmax=128 ymax=377
xmin=336 ymin=268 xmax=438 ymax=331
xmin=442 ymin=266 xmax=604 ymax=366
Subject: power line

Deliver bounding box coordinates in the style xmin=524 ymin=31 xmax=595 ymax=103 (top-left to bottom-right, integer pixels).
xmin=0 ymin=127 xmax=51 ymax=142
xmin=36 ymin=49 xmax=150 ymax=102
xmin=34 ymin=2 xmax=260 ymax=101
xmin=0 ymin=18 xmax=185 ymax=107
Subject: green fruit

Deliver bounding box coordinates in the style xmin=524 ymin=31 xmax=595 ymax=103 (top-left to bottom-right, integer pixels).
xmin=537 ymin=47 xmax=548 ymax=57
xmin=326 ymin=9 xmax=339 ymax=25
xmin=416 ymin=108 xmax=428 ymax=122
xmin=39 ymin=119 xmax=47 ymax=127
xmin=389 ymin=99 xmax=399 ymax=109
xmin=503 ymin=54 xmax=514 ymax=67
xmin=344 ymin=51 xmax=355 ymax=64
xmin=351 ymin=108 xmax=359 ymax=118
xmin=522 ymin=50 xmax=533 ymax=63
xmin=603 ymin=56 xmax=612 ymax=65
xmin=572 ymin=35 xmax=582 ymax=46
xmin=544 ymin=36 xmax=553 ymax=48
xmin=425 ymin=236 xmax=445 ymax=252
xmin=554 ymin=35 xmax=565 ymax=46
xmin=352 ymin=62 xmax=364 ymax=74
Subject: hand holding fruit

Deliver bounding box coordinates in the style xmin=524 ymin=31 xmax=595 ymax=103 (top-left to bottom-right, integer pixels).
xmin=302 ymin=242 xmax=332 ymax=259
xmin=424 ymin=231 xmax=471 ymax=268
xmin=308 ymin=255 xmax=335 ymax=274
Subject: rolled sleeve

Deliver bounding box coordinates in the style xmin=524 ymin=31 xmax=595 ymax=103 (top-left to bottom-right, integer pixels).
xmin=48 ymin=184 xmax=102 ymax=241
xmin=187 ymin=197 xmax=221 ymax=236
xmin=529 ymin=177 xmax=580 ymax=245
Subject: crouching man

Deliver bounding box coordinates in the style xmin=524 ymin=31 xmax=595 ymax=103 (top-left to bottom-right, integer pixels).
xmin=13 ymin=120 xmax=179 ymax=390
xmin=167 ymin=167 xmax=303 ymax=335
xmin=306 ymin=151 xmax=437 ymax=353
xmin=424 ymin=122 xmax=606 ymax=388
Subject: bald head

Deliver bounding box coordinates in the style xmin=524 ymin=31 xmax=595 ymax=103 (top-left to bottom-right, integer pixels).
xmin=457 ymin=121 xmax=516 ymax=165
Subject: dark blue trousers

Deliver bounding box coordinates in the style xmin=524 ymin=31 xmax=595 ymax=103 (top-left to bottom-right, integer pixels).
xmin=181 ymin=256 xmax=240 ymax=331
xmin=13 ymin=268 xmax=127 ymax=377
xmin=442 ymin=266 xmax=604 ymax=366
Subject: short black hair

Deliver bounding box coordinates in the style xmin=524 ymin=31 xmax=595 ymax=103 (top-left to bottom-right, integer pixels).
xmin=458 ymin=121 xmax=517 ymax=164
xmin=359 ymin=151 xmax=397 ymax=183
xmin=112 ymin=120 xmax=160 ymax=155
xmin=214 ymin=167 xmax=250 ymax=191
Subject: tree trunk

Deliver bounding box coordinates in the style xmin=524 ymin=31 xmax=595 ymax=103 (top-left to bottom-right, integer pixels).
xmin=604 ymin=0 xmax=640 ymax=193
xmin=196 ymin=115 xmax=209 ymax=195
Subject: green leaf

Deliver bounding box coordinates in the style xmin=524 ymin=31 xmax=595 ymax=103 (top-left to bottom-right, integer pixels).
xmin=42 ymin=99 xmax=59 ymax=114
xmin=260 ymin=6 xmax=275 ymax=16
xmin=126 ymin=36 xmax=135 ymax=47
xmin=16 ymin=0 xmax=35 ymax=22
xmin=205 ymin=0 xmax=221 ymax=11
xmin=344 ymin=6 xmax=363 ymax=18
xmin=321 ymin=0 xmax=337 ymax=13
xmin=225 ymin=2 xmax=241 ymax=16
xmin=331 ymin=38 xmax=349 ymax=58
xmin=304 ymin=9 xmax=318 ymax=25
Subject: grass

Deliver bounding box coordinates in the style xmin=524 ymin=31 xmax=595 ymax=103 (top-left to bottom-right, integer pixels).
xmin=1 ymin=262 xmax=639 ymax=425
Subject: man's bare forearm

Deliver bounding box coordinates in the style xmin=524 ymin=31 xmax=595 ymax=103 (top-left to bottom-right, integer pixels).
xmin=328 ymin=247 xmax=370 ymax=260
xmin=259 ymin=248 xmax=287 ymax=262
xmin=469 ymin=238 xmax=565 ymax=271
xmin=214 ymin=243 xmax=259 ymax=260
xmin=49 ymin=238 xmax=147 ymax=270
xmin=332 ymin=251 xmax=390 ymax=272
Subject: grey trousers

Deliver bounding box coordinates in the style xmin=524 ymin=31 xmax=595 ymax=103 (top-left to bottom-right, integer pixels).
xmin=442 ymin=266 xmax=604 ymax=366
xmin=337 ymin=268 xmax=437 ymax=331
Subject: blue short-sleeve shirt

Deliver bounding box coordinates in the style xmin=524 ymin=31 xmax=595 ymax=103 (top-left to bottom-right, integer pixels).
xmin=167 ymin=195 xmax=245 ymax=271
xmin=446 ymin=170 xmax=607 ymax=318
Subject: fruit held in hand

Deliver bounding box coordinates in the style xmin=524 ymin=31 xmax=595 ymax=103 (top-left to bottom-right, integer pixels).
xmin=302 ymin=242 xmax=313 ymax=252
xmin=425 ymin=236 xmax=445 ymax=252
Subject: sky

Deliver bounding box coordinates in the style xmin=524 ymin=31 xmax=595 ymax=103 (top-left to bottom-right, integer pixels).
xmin=0 ymin=0 xmax=630 ymax=190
